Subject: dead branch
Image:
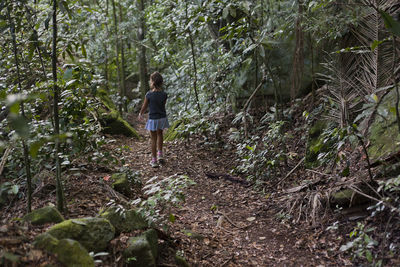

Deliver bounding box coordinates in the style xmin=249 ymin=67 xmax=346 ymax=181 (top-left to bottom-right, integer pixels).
xmin=217 ymin=211 xmax=252 ymax=230
xmin=270 ymin=157 xmax=305 ymax=188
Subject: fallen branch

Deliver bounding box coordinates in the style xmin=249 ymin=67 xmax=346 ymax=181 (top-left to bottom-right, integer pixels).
xmin=217 ymin=211 xmax=252 ymax=230
xmin=269 ymin=157 xmax=305 ymax=188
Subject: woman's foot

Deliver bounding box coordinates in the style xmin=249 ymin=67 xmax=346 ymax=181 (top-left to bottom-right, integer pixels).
xmin=150 ymin=158 xmax=159 ymax=168
xmin=157 ymin=151 xmax=165 ymax=164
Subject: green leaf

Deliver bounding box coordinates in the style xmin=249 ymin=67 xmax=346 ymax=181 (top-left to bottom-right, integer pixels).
xmin=365 ymin=250 xmax=373 ymax=262
xmin=81 ymin=43 xmax=87 ymax=58
xmin=10 ymin=185 xmax=19 ymax=195
xmin=30 ymin=140 xmax=44 ymax=158
xmin=371 ymin=93 xmax=378 ymax=103
xmin=9 ymin=115 xmax=30 ymax=139
xmin=379 ymin=10 xmax=400 ymax=37
xmin=169 ymin=213 xmax=176 ymax=223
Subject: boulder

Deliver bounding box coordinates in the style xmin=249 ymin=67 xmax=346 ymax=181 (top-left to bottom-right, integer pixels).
xmin=33 ymin=233 xmax=94 ymax=267
xmin=54 ymin=239 xmax=94 ymax=267
xmin=47 ymin=217 xmax=115 ymax=252
xmin=111 ymin=173 xmax=130 ymax=196
xmin=100 ymin=110 xmax=139 ymax=138
xmin=123 ymin=229 xmax=158 ymax=267
xmin=175 ymin=253 xmax=190 ymax=267
xmin=99 ymin=207 xmax=147 ymax=234
xmin=23 ymin=206 xmax=64 ymax=225
xmin=33 ymin=232 xmax=59 ymax=252
xmin=96 ymin=89 xmax=139 ymax=138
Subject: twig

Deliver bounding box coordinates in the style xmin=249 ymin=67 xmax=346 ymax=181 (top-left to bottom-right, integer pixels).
xmin=270 ymin=157 xmax=305 ymax=188
xmin=348 ymin=185 xmax=399 ymax=213
xmin=0 ymin=146 xmax=12 ymax=176
xmin=305 ymin=169 xmax=330 ymax=177
xmin=217 ymin=211 xmax=251 ymax=229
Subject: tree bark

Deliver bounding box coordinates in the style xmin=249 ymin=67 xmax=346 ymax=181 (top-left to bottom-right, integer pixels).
xmin=137 ymin=0 xmax=149 ymax=99
xmin=52 ymin=0 xmax=65 ymax=213
xmin=118 ymin=3 xmax=127 ymax=111
xmin=7 ymin=3 xmax=32 ymax=213
xmin=112 ymin=0 xmax=122 ymax=113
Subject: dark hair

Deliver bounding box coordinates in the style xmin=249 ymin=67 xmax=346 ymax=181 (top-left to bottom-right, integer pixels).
xmin=150 ymin=72 xmax=163 ymax=89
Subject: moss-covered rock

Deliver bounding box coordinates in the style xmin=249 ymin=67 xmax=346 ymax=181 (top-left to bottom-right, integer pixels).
xmin=34 ymin=233 xmax=94 ymax=267
xmin=96 ymin=89 xmax=139 ymax=138
xmin=99 ymin=207 xmax=147 ymax=233
xmin=164 ymin=119 xmax=186 ymax=142
xmin=123 ymin=229 xmax=158 ymax=267
xmin=368 ymin=91 xmax=400 ymax=160
xmin=23 ymin=206 xmax=64 ymax=225
xmin=330 ymin=188 xmax=370 ymax=207
xmin=100 ymin=110 xmax=139 ymax=138
xmin=54 ymin=239 xmax=94 ymax=267
xmin=175 ymin=253 xmax=190 ymax=267
xmin=111 ymin=173 xmax=130 ymax=196
xmin=33 ymin=232 xmax=59 ymax=252
xmin=47 ymin=217 xmax=115 ymax=252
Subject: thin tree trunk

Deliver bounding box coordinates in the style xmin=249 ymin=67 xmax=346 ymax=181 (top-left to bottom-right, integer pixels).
xmin=185 ymin=3 xmax=202 ymax=116
xmin=7 ymin=3 xmax=33 ymax=213
xmin=52 ymin=0 xmax=64 ymax=213
xmin=118 ymin=3 xmax=127 ymax=111
xmin=137 ymin=0 xmax=149 ymax=99
xmin=112 ymin=0 xmax=122 ymax=113
xmin=290 ymin=0 xmax=304 ymax=100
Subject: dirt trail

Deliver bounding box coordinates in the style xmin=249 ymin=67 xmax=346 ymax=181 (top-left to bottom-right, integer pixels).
xmin=126 ymin=120 xmax=343 ymax=267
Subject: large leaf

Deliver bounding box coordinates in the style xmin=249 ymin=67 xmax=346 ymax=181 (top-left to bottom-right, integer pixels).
xmin=379 ymin=10 xmax=400 ymax=37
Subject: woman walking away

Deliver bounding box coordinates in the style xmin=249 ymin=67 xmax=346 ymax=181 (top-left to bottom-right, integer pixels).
xmin=138 ymin=72 xmax=169 ymax=168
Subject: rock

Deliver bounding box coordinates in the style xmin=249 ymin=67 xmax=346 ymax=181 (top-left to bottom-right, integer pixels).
xmin=96 ymin=89 xmax=139 ymax=138
xmin=47 ymin=217 xmax=115 ymax=252
xmin=33 ymin=232 xmax=59 ymax=252
xmin=23 ymin=206 xmax=64 ymax=225
xmin=100 ymin=110 xmax=139 ymax=138
xmin=330 ymin=188 xmax=370 ymax=207
xmin=99 ymin=207 xmax=147 ymax=234
xmin=54 ymin=239 xmax=94 ymax=267
xmin=123 ymin=229 xmax=158 ymax=267
xmin=175 ymin=252 xmax=190 ymax=267
xmin=33 ymin=233 xmax=94 ymax=267
xmin=111 ymin=173 xmax=130 ymax=196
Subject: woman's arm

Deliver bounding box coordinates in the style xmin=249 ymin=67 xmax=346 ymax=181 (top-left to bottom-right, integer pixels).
xmin=138 ymin=97 xmax=149 ymax=120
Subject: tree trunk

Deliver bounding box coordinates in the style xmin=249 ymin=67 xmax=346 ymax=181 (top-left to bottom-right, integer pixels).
xmin=118 ymin=3 xmax=127 ymax=111
xmin=112 ymin=0 xmax=122 ymax=113
xmin=52 ymin=0 xmax=65 ymax=213
xmin=185 ymin=2 xmax=202 ymax=116
xmin=290 ymin=0 xmax=304 ymax=100
xmin=7 ymin=3 xmax=33 ymax=213
xmin=137 ymin=0 xmax=149 ymax=99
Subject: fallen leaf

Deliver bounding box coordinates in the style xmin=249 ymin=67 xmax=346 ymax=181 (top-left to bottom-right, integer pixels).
xmin=103 ymin=175 xmax=111 ymax=181
xmin=246 ymin=217 xmax=256 ymax=222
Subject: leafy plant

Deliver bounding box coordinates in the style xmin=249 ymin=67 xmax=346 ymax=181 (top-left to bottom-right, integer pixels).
xmin=340 ymin=222 xmax=381 ymax=266
xmin=131 ymin=174 xmax=195 ymax=230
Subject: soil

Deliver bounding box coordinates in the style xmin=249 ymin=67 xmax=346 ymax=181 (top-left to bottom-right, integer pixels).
xmin=0 ymin=116 xmax=370 ymax=266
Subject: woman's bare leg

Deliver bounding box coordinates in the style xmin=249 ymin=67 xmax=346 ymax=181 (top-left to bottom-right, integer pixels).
xmin=150 ymin=131 xmax=157 ymax=159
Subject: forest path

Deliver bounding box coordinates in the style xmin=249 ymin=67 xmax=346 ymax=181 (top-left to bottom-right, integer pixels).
xmin=124 ymin=117 xmax=340 ymax=267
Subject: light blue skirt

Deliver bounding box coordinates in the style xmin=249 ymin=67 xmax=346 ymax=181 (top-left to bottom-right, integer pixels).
xmin=146 ymin=117 xmax=170 ymax=131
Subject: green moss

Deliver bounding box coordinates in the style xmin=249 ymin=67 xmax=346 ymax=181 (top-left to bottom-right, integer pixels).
xmin=33 ymin=233 xmax=59 ymax=252
xmin=123 ymin=230 xmax=158 ymax=267
xmin=164 ymin=119 xmax=190 ymax=142
xmin=99 ymin=207 xmax=147 ymax=233
xmin=54 ymin=239 xmax=94 ymax=267
xmin=23 ymin=206 xmax=64 ymax=225
xmin=47 ymin=217 xmax=115 ymax=252
xmin=175 ymin=253 xmax=190 ymax=267
xmin=368 ymin=90 xmax=400 ymax=160
xmin=100 ymin=111 xmax=139 ymax=138
xmin=111 ymin=173 xmax=130 ymax=196
xmin=96 ymin=89 xmax=116 ymax=111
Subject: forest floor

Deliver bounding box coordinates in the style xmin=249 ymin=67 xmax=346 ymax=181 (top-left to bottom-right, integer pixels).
xmin=0 ymin=113 xmax=358 ymax=267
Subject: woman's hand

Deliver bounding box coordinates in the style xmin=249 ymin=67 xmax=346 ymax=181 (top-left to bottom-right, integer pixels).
xmin=138 ymin=113 xmax=144 ymax=121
